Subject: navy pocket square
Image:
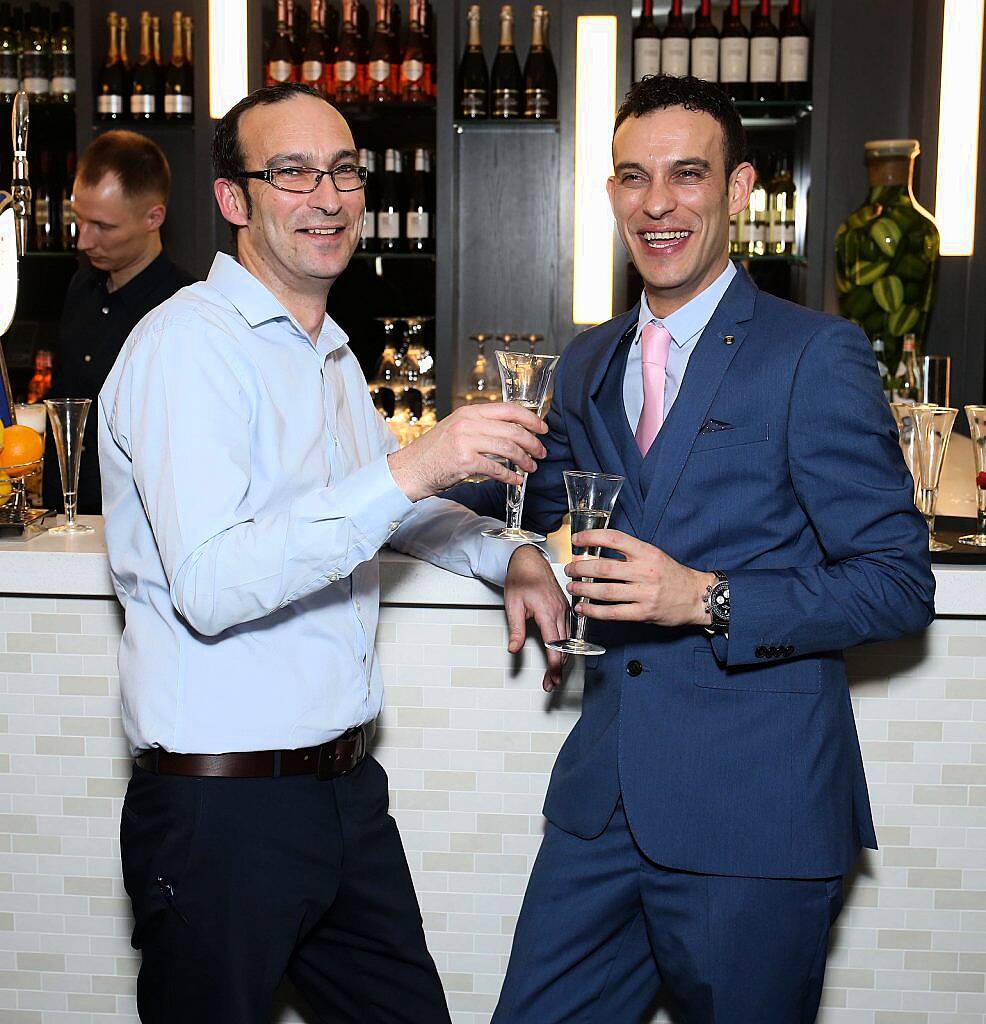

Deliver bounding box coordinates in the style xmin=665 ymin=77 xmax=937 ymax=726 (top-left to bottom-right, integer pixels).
xmin=699 ymin=419 xmax=733 ymax=435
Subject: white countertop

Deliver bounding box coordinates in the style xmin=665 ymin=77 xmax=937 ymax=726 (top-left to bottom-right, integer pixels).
xmin=1 ymin=515 xmax=984 ymax=618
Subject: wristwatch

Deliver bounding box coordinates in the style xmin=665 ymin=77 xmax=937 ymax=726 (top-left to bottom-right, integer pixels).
xmin=703 ymin=570 xmax=730 ymax=634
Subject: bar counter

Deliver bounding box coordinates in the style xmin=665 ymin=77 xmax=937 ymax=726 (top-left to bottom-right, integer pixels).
xmin=1 ymin=518 xmax=985 ymax=1023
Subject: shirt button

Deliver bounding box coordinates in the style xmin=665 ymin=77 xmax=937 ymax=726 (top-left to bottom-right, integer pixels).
xmin=389 ymin=521 xmax=400 ymax=532
xmin=355 ymin=601 xmax=361 ymax=611
xmin=329 ymin=572 xmax=340 ymax=582
xmin=83 ymin=354 xmax=92 ymax=363
xmin=755 ymin=645 xmax=768 ymax=659
xmin=626 ymin=660 xmax=643 ymax=677
xmin=101 ymin=306 xmax=109 ymax=315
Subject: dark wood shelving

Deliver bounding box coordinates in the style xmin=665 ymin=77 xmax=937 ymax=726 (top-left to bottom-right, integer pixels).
xmin=453 ymin=119 xmax=560 ymax=133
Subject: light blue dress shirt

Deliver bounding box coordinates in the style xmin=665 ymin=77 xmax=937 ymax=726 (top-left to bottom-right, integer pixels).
xmin=623 ymin=261 xmax=736 ymax=430
xmin=99 ymin=253 xmax=520 ymax=755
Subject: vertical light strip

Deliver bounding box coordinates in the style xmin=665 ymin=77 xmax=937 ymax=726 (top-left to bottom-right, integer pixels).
xmin=209 ymin=0 xmax=250 ymax=119
xmin=573 ymin=15 xmax=618 ymax=325
xmin=934 ymin=0 xmax=985 ymax=256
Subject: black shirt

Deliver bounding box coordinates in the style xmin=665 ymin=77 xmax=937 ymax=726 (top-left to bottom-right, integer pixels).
xmin=43 ymin=252 xmax=195 ymax=514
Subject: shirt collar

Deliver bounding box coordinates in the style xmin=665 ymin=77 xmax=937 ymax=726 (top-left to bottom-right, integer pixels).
xmin=206 ymin=252 xmax=349 ymax=355
xmin=91 ymin=250 xmax=176 ymax=308
xmin=635 ymin=260 xmax=737 ymax=348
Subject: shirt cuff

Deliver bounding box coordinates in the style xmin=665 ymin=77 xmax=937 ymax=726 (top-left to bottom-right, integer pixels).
xmin=340 ymin=454 xmax=415 ymax=551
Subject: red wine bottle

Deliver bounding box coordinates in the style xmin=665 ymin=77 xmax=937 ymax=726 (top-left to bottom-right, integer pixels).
xmin=719 ymin=0 xmax=750 ymax=102
xmin=750 ymin=0 xmax=780 ymax=102
xmin=690 ymin=0 xmax=718 ymax=83
xmin=632 ymin=0 xmax=660 ymax=84
xmin=661 ymin=0 xmax=689 ymax=78
xmin=780 ymin=0 xmax=810 ymax=101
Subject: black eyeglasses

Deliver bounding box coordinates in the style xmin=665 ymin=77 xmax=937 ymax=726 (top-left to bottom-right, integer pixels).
xmin=236 ymin=164 xmax=368 ymax=194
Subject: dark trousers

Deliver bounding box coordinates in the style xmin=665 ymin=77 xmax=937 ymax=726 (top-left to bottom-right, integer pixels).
xmin=120 ymin=754 xmax=451 ymax=1024
xmin=492 ymin=800 xmax=845 ymax=1024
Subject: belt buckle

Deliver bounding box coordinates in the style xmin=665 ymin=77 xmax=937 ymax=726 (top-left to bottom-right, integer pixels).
xmin=315 ymin=727 xmax=365 ymax=781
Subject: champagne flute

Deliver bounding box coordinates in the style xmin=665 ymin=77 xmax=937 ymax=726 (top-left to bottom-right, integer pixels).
xmin=43 ymin=398 xmax=94 ymax=535
xmin=546 ymin=470 xmax=625 ymax=657
xmin=482 ymin=350 xmax=558 ymax=542
xmin=959 ymin=405 xmax=986 ymax=546
xmin=912 ymin=404 xmax=957 ymax=552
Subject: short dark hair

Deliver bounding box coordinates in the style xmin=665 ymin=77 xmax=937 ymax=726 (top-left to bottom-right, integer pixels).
xmin=212 ymin=82 xmax=332 ymax=221
xmin=614 ymin=75 xmax=746 ymax=181
xmin=77 ymin=131 xmax=171 ymax=203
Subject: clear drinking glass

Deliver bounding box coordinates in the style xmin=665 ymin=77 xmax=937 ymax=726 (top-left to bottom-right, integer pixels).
xmin=545 ymin=471 xmax=625 ymax=657
xmin=959 ymin=405 xmax=986 ymax=547
xmin=43 ymin=398 xmax=93 ymax=534
xmin=912 ymin=404 xmax=957 ymax=552
xmin=890 ymin=401 xmax=929 ymax=502
xmin=481 ymin=350 xmax=559 ymax=542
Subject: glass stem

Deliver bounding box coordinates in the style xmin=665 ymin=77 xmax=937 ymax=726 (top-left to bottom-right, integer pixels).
xmin=63 ymin=491 xmax=77 ymax=528
xmin=924 ymin=512 xmax=935 ymax=541
xmin=505 ymin=464 xmax=528 ymax=533
xmin=978 ymin=509 xmax=986 ymax=537
xmin=572 ymin=580 xmax=590 ymax=642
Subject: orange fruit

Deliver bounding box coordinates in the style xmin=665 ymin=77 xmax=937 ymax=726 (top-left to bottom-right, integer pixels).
xmin=0 ymin=424 xmax=44 ymax=477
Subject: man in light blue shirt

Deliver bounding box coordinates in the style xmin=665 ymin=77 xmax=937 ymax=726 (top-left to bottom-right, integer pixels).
xmin=98 ymin=83 xmax=568 ymax=1024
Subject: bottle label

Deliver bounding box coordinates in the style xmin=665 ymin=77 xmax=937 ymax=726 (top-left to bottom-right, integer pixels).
xmin=781 ymin=36 xmax=810 ymax=82
xmin=23 ymin=76 xmax=48 ymax=95
xmin=749 ymin=222 xmax=766 ymax=243
xmin=460 ymin=88 xmax=485 ymax=116
xmin=406 ymin=210 xmax=429 ymax=239
xmin=302 ymin=59 xmax=323 ymax=83
xmin=720 ymin=37 xmax=748 ymax=82
xmin=493 ymin=88 xmax=520 ymax=117
xmin=0 ymin=76 xmax=18 ymax=95
xmin=661 ymin=38 xmax=689 ymax=77
xmin=525 ymin=89 xmax=553 ymax=118
xmin=97 ymin=94 xmax=123 ymax=114
xmin=50 ymin=75 xmax=76 ymax=94
xmin=164 ymin=94 xmax=193 ymax=113
xmin=34 ymin=198 xmax=49 ymax=224
xmin=633 ymin=38 xmax=660 ymax=81
xmin=767 ymin=211 xmax=781 ymax=244
xmin=131 ymin=93 xmax=156 ymax=114
xmin=369 ymin=59 xmax=390 ymax=83
xmin=402 ymin=59 xmax=424 ymax=82
xmin=362 ymin=210 xmax=376 ymax=239
xmin=750 ymin=37 xmax=779 ymax=82
xmin=377 ymin=210 xmax=400 ymax=239
xmin=62 ymin=199 xmax=75 ymax=225
xmin=691 ymin=38 xmax=718 ymax=82
xmin=335 ymin=59 xmax=357 ymax=83
xmin=782 ymin=222 xmax=796 ymax=245
xmin=268 ymin=59 xmax=293 ymax=82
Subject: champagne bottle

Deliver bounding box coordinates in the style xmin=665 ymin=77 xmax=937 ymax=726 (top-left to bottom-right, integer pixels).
xmin=183 ymin=13 xmax=194 ymax=64
xmin=266 ymin=0 xmax=297 ymax=84
xmin=285 ymin=0 xmax=301 ymax=81
xmin=165 ymin=10 xmax=193 ymax=119
xmin=690 ymin=0 xmax=718 ymax=83
xmin=490 ymin=4 xmax=521 ymax=119
xmin=300 ymin=0 xmax=326 ymax=92
xmin=119 ymin=14 xmax=132 ymax=99
xmin=97 ymin=11 xmax=125 ymax=120
xmin=377 ymin=147 xmax=402 ymax=253
xmin=61 ymin=150 xmax=77 ymax=250
xmin=457 ymin=4 xmax=488 ymax=119
xmin=0 ymin=3 xmax=20 ymax=101
xmin=750 ymin=0 xmax=779 ymax=102
xmin=719 ymin=0 xmax=750 ymax=102
xmin=661 ymin=0 xmax=689 ymax=78
xmin=780 ymin=0 xmax=810 ymax=101
xmin=524 ymin=6 xmax=555 ymax=119
xmin=367 ymin=0 xmax=394 ymax=102
xmin=151 ymin=15 xmax=164 ymax=109
xmin=334 ymin=0 xmax=365 ymax=102
xmin=22 ymin=1 xmax=50 ymax=100
xmin=632 ymin=0 xmax=660 ymax=84
xmin=50 ymin=1 xmax=74 ymax=104
xmin=406 ymin=147 xmax=432 ymax=253
xmin=358 ymin=147 xmax=377 ymax=252
xmin=767 ymin=152 xmax=796 ymax=255
xmin=130 ymin=10 xmax=157 ymax=120
xmin=400 ymin=0 xmax=430 ymax=103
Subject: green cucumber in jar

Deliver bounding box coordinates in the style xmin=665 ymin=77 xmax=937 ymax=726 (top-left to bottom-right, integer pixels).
xmin=869 ymin=217 xmax=903 ymax=257
xmin=887 ymin=304 xmax=919 ymax=335
xmin=872 ymin=274 xmax=904 ymax=312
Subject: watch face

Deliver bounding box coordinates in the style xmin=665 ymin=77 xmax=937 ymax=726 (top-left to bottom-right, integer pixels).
xmin=711 ymin=582 xmax=730 ymax=621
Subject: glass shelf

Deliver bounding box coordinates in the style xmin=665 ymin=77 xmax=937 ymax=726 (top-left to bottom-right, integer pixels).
xmin=454 ymin=119 xmax=560 ymax=134
xmin=736 ymin=100 xmax=813 ymax=130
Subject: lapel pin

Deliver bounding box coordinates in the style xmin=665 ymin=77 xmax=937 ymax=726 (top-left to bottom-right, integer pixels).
xmin=723 ymin=335 xmax=735 ymax=345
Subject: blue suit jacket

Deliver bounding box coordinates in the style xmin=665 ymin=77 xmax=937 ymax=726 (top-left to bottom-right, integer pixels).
xmin=448 ymin=268 xmax=935 ymax=879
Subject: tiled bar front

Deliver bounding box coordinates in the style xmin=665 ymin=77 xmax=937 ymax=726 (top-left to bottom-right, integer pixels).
xmin=0 ymin=525 xmax=984 ymax=1024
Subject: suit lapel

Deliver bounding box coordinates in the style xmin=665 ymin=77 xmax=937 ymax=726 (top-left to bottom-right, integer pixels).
xmin=640 ymin=268 xmax=758 ymax=544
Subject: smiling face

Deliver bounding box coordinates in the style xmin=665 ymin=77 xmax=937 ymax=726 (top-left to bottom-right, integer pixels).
xmin=607 ymin=106 xmax=754 ymax=317
xmin=214 ymin=94 xmax=364 ymax=300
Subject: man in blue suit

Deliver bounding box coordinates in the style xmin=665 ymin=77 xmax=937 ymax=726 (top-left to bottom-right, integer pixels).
xmin=448 ymin=75 xmax=936 ymax=1023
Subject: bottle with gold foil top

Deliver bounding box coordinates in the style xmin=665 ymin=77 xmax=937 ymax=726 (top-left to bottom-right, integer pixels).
xmin=490 ymin=4 xmax=521 ymax=119
xmin=400 ymin=0 xmax=430 ymax=103
xmin=96 ymin=11 xmax=125 ymax=120
xmin=523 ymin=6 xmax=556 ymax=119
xmin=164 ymin=10 xmax=192 ymax=119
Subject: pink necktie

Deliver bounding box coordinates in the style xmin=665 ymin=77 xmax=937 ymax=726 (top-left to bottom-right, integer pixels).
xmin=635 ymin=322 xmax=673 ymax=455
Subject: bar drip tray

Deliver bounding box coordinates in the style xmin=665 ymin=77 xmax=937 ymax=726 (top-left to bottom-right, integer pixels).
xmin=0 ymin=505 xmax=55 ymax=539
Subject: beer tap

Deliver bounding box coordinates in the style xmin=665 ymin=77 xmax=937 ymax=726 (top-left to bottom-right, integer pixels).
xmin=11 ymin=91 xmax=31 ymax=258
xmin=0 ymin=90 xmax=28 ymax=425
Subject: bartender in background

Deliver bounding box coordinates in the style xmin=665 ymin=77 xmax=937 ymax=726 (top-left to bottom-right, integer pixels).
xmin=43 ymin=130 xmax=194 ymax=513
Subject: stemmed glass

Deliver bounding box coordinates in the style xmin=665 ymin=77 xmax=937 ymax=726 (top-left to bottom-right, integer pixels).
xmin=891 ymin=401 xmax=926 ymax=502
xmin=912 ymin=404 xmax=957 ymax=552
xmin=546 ymin=471 xmax=625 ymax=657
xmin=959 ymin=405 xmax=986 ymax=546
xmin=481 ymin=350 xmax=558 ymax=542
xmin=43 ymin=398 xmax=93 ymax=535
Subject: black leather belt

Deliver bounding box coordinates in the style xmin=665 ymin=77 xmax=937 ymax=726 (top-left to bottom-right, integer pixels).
xmin=135 ymin=726 xmax=367 ymax=780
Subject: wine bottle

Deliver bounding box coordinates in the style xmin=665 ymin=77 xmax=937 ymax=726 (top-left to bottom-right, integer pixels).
xmin=367 ymin=0 xmax=394 ymax=102
xmin=405 ymin=148 xmax=431 ymax=253
xmin=286 ymin=1 xmax=301 ymax=82
xmin=524 ymin=6 xmax=556 ymax=120
xmin=119 ymin=14 xmax=132 ymax=98
xmin=632 ymin=0 xmax=660 ymax=84
xmin=165 ymin=10 xmax=192 ymax=119
xmin=130 ymin=10 xmax=157 ymax=120
xmin=97 ymin=11 xmax=125 ymax=120
xmin=400 ymin=0 xmax=430 ymax=104
xmin=33 ymin=150 xmax=53 ymax=251
xmin=21 ymin=1 xmax=50 ymax=101
xmin=746 ymin=155 xmax=768 ymax=256
xmin=377 ymin=147 xmax=402 ymax=253
xmin=780 ymin=0 xmax=810 ymax=101
xmin=334 ymin=0 xmax=365 ymax=102
xmin=266 ymin=0 xmax=296 ymax=84
xmin=750 ymin=0 xmax=779 ymax=102
xmin=151 ymin=15 xmax=164 ymax=108
xmin=661 ymin=0 xmax=689 ymax=78
xmin=183 ymin=13 xmax=194 ymax=65
xmin=690 ymin=0 xmax=718 ymax=83
xmin=319 ymin=0 xmax=336 ymax=98
xmin=0 ymin=3 xmax=20 ymax=102
xmin=457 ymin=4 xmax=487 ymax=119
xmin=300 ymin=0 xmax=326 ymax=92
xmin=893 ymin=335 xmax=921 ymax=403
xmin=358 ymin=147 xmax=377 ymax=252
xmin=50 ymin=1 xmax=75 ymax=104
xmin=490 ymin=4 xmax=521 ymax=119
xmin=767 ymin=152 xmax=796 ymax=255
xmin=355 ymin=0 xmax=368 ymax=44
xmin=422 ymin=0 xmax=436 ymax=100
xmin=61 ymin=150 xmax=77 ymax=250
xmin=719 ymin=0 xmax=750 ymax=102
